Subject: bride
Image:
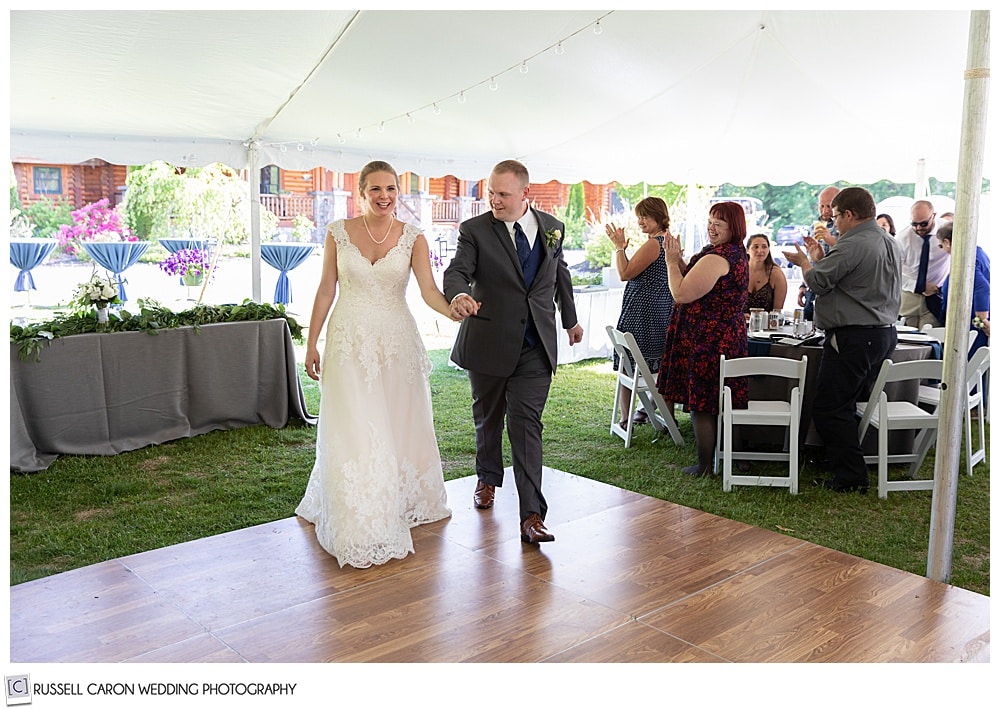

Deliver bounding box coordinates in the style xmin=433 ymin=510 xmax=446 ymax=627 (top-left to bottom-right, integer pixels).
xmin=295 ymin=160 xmax=459 ymax=568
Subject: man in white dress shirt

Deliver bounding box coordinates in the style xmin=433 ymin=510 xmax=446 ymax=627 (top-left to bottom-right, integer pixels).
xmin=897 ymin=199 xmax=950 ymax=328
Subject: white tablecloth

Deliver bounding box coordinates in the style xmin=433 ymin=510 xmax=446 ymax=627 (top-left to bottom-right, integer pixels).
xmin=558 ymin=287 xmax=624 ymax=364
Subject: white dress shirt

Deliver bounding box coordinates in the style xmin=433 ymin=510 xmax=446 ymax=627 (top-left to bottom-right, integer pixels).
xmin=895 ymin=223 xmax=950 ymax=293
xmin=507 ymin=206 xmax=538 ymax=249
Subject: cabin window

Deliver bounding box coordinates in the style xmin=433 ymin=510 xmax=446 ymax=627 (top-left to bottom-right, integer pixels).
xmin=260 ymin=165 xmax=280 ymax=195
xmin=33 ymin=167 xmax=63 ymax=195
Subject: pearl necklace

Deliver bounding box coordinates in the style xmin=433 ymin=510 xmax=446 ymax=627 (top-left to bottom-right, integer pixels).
xmin=363 ymin=214 xmax=394 ymax=245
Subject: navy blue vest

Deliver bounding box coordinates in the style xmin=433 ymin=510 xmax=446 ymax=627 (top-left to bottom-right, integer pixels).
xmin=521 ymin=230 xmax=542 ymax=346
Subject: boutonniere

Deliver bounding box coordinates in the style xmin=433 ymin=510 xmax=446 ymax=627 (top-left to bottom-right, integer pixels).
xmin=544 ymin=229 xmax=562 ymax=249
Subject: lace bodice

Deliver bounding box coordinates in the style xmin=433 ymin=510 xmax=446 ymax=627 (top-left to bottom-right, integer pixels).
xmin=322 ymin=220 xmax=431 ymax=387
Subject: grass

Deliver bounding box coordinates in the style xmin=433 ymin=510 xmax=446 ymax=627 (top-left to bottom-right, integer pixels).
xmin=9 ymin=350 xmax=990 ymax=596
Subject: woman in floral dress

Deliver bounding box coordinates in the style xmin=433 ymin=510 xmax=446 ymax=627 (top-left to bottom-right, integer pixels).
xmin=657 ymin=201 xmax=749 ymax=475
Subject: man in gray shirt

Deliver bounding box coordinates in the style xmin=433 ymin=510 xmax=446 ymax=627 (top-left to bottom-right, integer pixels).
xmin=784 ymin=187 xmax=902 ymax=493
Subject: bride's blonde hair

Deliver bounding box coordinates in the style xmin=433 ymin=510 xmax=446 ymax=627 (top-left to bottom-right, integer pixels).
xmin=359 ymin=160 xmax=399 ymax=192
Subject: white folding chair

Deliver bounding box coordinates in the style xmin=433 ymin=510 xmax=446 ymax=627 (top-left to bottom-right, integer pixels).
xmin=857 ymin=358 xmax=944 ymax=499
xmin=964 ymin=346 xmax=989 ymax=476
xmin=715 ymin=354 xmax=808 ymax=494
xmin=606 ymin=326 xmax=683 ymax=447
xmin=916 ymin=346 xmax=989 ymax=478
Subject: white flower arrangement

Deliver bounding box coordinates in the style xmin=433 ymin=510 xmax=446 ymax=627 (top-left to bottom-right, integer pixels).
xmin=545 ymin=228 xmax=562 ymax=249
xmin=71 ymin=273 xmax=121 ymax=311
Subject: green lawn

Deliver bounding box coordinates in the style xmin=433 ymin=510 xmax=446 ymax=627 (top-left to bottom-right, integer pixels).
xmin=9 ymin=349 xmax=989 ymax=596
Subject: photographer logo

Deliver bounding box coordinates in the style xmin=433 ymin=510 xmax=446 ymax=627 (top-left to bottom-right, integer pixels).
xmin=5 ymin=675 xmax=31 ymax=706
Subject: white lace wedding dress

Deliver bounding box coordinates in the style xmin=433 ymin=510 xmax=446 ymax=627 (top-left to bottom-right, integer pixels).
xmin=296 ymin=220 xmax=451 ymax=568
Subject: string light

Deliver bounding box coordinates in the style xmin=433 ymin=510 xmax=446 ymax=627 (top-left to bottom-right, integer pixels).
xmin=319 ymin=12 xmax=612 ymax=145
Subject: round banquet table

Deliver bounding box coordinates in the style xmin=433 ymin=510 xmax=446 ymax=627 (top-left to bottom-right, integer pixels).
xmin=81 ymin=241 xmax=151 ymax=302
xmin=744 ymin=330 xmax=933 ymax=453
xmin=10 ymin=238 xmax=57 ymax=292
xmin=260 ymin=243 xmax=315 ymax=305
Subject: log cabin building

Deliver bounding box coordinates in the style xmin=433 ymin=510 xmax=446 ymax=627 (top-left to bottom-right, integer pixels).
xmin=12 ymin=160 xmax=615 ymax=239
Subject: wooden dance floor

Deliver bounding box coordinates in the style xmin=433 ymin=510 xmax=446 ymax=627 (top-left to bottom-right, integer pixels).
xmin=9 ymin=469 xmax=989 ymax=663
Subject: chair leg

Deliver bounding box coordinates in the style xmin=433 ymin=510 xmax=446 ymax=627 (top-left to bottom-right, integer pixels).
xmin=878 ymin=420 xmax=889 ymax=499
xmin=965 ymin=402 xmax=974 ymax=477
xmin=789 ymin=415 xmax=799 ymax=496
xmin=722 ymin=411 xmax=732 ymax=491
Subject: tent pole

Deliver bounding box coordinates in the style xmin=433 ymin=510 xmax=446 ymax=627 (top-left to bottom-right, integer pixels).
xmin=927 ymin=9 xmax=989 ymax=583
xmin=248 ymin=141 xmax=262 ymax=303
xmin=914 ymin=158 xmax=928 ymax=199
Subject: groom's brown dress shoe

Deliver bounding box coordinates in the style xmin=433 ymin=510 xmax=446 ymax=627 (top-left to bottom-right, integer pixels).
xmin=520 ymin=513 xmax=555 ymax=544
xmin=473 ymin=480 xmax=495 ymax=509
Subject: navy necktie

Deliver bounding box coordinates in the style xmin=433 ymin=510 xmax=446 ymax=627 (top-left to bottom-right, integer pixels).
xmin=513 ymin=222 xmax=530 ymax=266
xmin=915 ymin=234 xmax=931 ymax=294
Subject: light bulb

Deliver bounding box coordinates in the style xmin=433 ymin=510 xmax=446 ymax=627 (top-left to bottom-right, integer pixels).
xmin=458 ymin=91 xmax=466 ymax=104
xmin=489 ymin=77 xmax=498 ymax=91
xmin=432 ymin=103 xmax=441 ymax=115
xmin=377 ymin=122 xmax=385 ymax=133
xmin=520 ymin=61 xmax=528 ymax=74
xmin=555 ymin=42 xmax=564 ymax=55
xmin=593 ymin=21 xmax=602 ymax=35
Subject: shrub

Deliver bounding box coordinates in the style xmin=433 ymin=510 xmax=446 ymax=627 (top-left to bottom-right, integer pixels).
xmin=56 ymin=199 xmax=136 ymax=257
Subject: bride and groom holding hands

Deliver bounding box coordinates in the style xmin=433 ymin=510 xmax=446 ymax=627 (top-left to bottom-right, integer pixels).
xmin=296 ymin=158 xmax=583 ymax=569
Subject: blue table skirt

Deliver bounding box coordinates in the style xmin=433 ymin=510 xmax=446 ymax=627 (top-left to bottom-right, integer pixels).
xmin=81 ymin=241 xmax=151 ymax=302
xmin=10 ymin=239 xmax=57 ymax=291
xmin=261 ymin=243 xmax=315 ymax=305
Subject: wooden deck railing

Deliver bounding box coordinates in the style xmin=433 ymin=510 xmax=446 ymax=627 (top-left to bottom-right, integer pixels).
xmin=259 ymin=194 xmax=489 ymax=224
xmin=260 ymin=194 xmax=314 ymax=220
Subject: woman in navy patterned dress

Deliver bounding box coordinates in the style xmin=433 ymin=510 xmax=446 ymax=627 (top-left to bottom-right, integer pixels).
xmin=606 ymin=197 xmax=675 ymax=428
xmin=657 ymin=201 xmax=749 ymax=475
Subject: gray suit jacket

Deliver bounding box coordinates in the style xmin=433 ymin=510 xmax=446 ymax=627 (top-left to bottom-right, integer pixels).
xmin=444 ymin=208 xmax=578 ymax=377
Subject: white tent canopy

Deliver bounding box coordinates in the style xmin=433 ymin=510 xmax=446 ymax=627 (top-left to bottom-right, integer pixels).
xmin=9 ymin=9 xmax=986 ymax=186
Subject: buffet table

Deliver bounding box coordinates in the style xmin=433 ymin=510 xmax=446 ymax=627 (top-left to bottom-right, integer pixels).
xmin=10 ymin=319 xmax=316 ymax=472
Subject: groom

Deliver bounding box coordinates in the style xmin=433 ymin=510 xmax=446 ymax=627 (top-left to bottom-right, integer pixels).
xmin=445 ymin=159 xmax=583 ymax=544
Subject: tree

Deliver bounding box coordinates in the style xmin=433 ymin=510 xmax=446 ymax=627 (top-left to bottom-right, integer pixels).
xmin=123 ymin=162 xmax=255 ymax=245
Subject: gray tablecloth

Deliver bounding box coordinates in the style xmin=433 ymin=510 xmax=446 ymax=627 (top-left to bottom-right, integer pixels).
xmin=744 ymin=341 xmax=933 ymax=453
xmin=10 ymin=319 xmax=316 ymax=472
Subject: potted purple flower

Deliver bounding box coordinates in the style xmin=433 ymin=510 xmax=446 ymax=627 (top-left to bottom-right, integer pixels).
xmin=159 ymin=248 xmax=213 ymax=286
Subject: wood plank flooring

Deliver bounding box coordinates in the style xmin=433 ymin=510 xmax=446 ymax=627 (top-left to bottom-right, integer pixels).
xmin=8 ymin=468 xmax=989 ymax=664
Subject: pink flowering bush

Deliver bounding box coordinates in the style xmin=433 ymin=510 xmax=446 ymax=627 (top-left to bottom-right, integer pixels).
xmin=56 ymin=199 xmax=136 ymax=256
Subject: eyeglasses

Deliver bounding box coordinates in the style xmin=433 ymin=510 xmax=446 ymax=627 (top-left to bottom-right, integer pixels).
xmin=911 ymin=214 xmax=935 ymax=228
xmin=831 ymin=212 xmax=844 ymax=219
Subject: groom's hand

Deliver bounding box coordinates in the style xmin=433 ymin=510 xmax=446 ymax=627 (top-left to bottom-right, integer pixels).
xmin=567 ymin=323 xmax=584 ymax=346
xmin=449 ymin=293 xmax=480 ymax=320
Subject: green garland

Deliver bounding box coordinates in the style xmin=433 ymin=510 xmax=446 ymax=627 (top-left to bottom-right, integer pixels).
xmin=11 ymin=298 xmax=304 ymax=362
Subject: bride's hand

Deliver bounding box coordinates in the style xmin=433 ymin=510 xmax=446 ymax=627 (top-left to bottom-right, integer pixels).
xmin=305 ymin=347 xmax=321 ymax=380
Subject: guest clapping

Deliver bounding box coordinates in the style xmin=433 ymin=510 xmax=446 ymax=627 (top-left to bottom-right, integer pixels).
xmin=606 ymin=197 xmax=676 ymax=428
xmin=657 ymin=201 xmax=749 ymax=476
